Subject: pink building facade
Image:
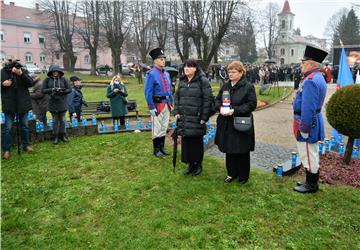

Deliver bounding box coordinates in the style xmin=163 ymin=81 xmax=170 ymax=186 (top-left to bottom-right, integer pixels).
xmin=0 ymin=1 xmax=125 ymax=69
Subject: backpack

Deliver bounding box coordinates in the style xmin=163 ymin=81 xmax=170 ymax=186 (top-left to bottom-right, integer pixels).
xmin=199 ymin=76 xmax=217 ymax=117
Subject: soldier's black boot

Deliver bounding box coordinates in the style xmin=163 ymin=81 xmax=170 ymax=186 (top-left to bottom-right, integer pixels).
xmin=184 ymin=163 xmax=195 ymax=175
xmin=159 ymin=136 xmax=170 ymax=156
xmin=192 ymin=162 xmax=203 ymax=176
xmin=153 ymin=138 xmax=165 ymax=157
xmin=60 ymin=133 xmax=70 ymax=142
xmin=294 ymin=171 xmax=319 ymax=193
xmin=53 ymin=134 xmax=59 ymax=145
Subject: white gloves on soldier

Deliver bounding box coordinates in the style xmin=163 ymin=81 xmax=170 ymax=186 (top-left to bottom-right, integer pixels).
xmin=149 ymin=109 xmax=158 ymax=117
xmin=300 ymin=132 xmax=309 ymax=139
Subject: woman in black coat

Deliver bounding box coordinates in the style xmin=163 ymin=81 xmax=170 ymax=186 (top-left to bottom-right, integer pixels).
xmin=215 ymin=61 xmax=257 ymax=184
xmin=173 ymin=59 xmax=214 ymax=176
xmin=42 ymin=64 xmax=71 ymax=144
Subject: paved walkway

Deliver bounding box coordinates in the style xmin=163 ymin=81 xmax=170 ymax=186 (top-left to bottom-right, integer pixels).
xmin=206 ymin=83 xmax=337 ymax=172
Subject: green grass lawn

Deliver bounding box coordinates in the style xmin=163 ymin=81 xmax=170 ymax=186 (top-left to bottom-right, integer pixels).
xmin=2 ymin=133 xmax=360 ymax=249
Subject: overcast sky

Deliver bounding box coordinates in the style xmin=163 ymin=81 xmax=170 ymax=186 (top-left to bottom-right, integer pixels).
xmin=4 ymin=0 xmax=360 ymax=40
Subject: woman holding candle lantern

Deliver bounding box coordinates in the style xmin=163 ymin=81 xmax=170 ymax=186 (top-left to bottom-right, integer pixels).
xmin=215 ymin=61 xmax=257 ymax=184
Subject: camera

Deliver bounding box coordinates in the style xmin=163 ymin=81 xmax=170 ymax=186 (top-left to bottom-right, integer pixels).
xmin=4 ymin=59 xmax=23 ymax=71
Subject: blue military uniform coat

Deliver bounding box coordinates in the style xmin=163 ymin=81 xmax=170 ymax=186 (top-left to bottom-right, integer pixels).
xmin=144 ymin=66 xmax=173 ymax=112
xmin=293 ymin=69 xmax=327 ymax=143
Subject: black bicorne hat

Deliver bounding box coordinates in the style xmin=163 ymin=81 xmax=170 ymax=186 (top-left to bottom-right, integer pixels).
xmin=149 ymin=48 xmax=166 ymax=60
xmin=302 ymin=45 xmax=328 ymax=63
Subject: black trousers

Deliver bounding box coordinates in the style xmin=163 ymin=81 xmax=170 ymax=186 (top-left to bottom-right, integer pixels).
xmin=181 ymin=136 xmax=204 ymax=164
xmin=113 ymin=116 xmax=125 ymax=125
xmin=225 ymin=153 xmax=250 ymax=181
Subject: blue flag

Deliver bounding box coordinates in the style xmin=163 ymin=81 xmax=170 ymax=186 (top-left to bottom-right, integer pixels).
xmin=337 ymin=47 xmax=354 ymax=87
xmin=332 ymin=48 xmax=356 ymax=142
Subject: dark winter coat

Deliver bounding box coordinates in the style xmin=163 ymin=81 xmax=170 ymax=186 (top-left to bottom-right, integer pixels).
xmin=42 ymin=64 xmax=71 ymax=113
xmin=1 ymin=67 xmax=34 ymax=114
xmin=106 ymin=82 xmax=128 ymax=117
xmin=30 ymin=78 xmax=49 ymax=114
xmin=215 ymin=76 xmax=257 ymax=154
xmin=67 ymin=86 xmax=86 ymax=114
xmin=173 ymin=71 xmax=214 ymax=137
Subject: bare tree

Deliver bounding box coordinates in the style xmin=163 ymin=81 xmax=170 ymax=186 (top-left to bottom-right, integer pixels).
xmin=188 ymin=1 xmax=238 ymax=69
xmin=131 ymin=1 xmax=154 ymax=63
xmin=258 ymin=2 xmax=280 ymax=59
xmin=40 ymin=0 xmax=78 ymax=71
xmin=151 ymin=1 xmax=170 ymax=49
xmin=78 ymin=0 xmax=101 ymax=75
xmin=102 ymin=0 xmax=131 ymax=75
xmin=169 ymin=1 xmax=191 ymax=62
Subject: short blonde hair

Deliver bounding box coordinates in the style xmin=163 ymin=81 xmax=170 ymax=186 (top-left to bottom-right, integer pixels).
xmin=227 ymin=61 xmax=246 ymax=76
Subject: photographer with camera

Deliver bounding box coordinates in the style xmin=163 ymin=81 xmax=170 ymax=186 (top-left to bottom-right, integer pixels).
xmin=42 ymin=64 xmax=71 ymax=144
xmin=1 ymin=59 xmax=35 ymax=160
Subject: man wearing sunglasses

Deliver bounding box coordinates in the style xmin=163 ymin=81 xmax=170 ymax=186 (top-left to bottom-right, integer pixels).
xmin=1 ymin=58 xmax=34 ymax=160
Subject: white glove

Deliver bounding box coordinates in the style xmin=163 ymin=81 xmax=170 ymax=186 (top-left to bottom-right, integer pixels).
xmin=300 ymin=132 xmax=309 ymax=139
xmin=149 ymin=109 xmax=158 ymax=117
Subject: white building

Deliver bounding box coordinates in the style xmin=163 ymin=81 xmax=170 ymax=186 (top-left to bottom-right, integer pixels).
xmin=273 ymin=0 xmax=326 ymax=65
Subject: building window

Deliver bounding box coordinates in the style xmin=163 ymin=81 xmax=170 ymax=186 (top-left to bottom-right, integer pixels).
xmin=0 ymin=31 xmax=4 ymax=41
xmin=280 ymin=48 xmax=285 ymax=56
xmin=282 ymin=35 xmax=285 ymax=39
xmin=40 ymin=54 xmax=46 ymax=63
xmin=291 ymin=49 xmax=294 ymax=56
xmin=24 ymin=32 xmax=31 ymax=43
xmin=0 ymin=51 xmax=6 ymax=62
xmin=25 ymin=52 xmax=33 ymax=62
xmin=282 ymin=20 xmax=285 ymax=29
xmin=84 ymin=55 xmax=90 ymax=64
xmin=38 ymin=34 xmax=45 ymax=44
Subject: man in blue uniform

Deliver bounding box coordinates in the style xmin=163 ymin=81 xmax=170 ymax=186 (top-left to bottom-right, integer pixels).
xmin=292 ymin=45 xmax=328 ymax=193
xmin=144 ymin=48 xmax=174 ymax=157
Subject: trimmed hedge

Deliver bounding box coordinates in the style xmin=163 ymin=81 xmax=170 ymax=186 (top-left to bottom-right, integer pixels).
xmin=326 ymin=84 xmax=360 ymax=138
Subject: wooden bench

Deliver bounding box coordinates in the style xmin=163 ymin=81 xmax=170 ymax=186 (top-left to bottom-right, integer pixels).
xmin=82 ymin=100 xmax=139 ymax=119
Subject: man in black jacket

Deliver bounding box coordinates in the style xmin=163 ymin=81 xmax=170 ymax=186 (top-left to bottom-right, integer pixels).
xmin=1 ymin=59 xmax=34 ymax=160
xmin=67 ymin=76 xmax=87 ymax=122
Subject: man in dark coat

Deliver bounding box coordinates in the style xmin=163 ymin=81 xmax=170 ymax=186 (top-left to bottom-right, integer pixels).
xmin=42 ymin=64 xmax=71 ymax=144
xmin=1 ymin=59 xmax=34 ymax=160
xmin=67 ymin=76 xmax=87 ymax=122
xmin=30 ymin=74 xmax=49 ymax=127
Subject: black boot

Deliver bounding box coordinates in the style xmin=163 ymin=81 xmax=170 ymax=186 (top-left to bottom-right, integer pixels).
xmin=293 ymin=171 xmax=319 ymax=193
xmin=153 ymin=138 xmax=165 ymax=157
xmin=53 ymin=134 xmax=59 ymax=145
xmin=192 ymin=162 xmax=203 ymax=176
xmin=60 ymin=133 xmax=70 ymax=142
xmin=184 ymin=163 xmax=195 ymax=175
xmin=159 ymin=136 xmax=170 ymax=156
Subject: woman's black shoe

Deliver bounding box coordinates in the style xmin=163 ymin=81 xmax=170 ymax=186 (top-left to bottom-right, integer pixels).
xmin=192 ymin=164 xmax=203 ymax=176
xmin=224 ymin=176 xmax=234 ymax=183
xmin=238 ymin=179 xmax=248 ymax=184
xmin=184 ymin=164 xmax=195 ymax=175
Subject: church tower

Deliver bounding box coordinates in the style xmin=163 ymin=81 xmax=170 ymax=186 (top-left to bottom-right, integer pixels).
xmin=278 ymin=0 xmax=295 ymax=43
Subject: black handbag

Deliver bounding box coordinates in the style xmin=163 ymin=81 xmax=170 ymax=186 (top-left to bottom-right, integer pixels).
xmin=233 ymin=116 xmax=252 ymax=132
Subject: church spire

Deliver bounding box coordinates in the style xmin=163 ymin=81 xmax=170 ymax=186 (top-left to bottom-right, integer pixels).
xmin=280 ymin=0 xmax=294 ymax=15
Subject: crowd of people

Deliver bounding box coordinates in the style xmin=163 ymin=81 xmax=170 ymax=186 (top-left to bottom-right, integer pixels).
xmin=2 ymin=43 xmax=351 ymax=194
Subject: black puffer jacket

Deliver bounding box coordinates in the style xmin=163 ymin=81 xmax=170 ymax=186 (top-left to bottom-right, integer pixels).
xmin=42 ymin=64 xmax=71 ymax=112
xmin=1 ymin=67 xmax=34 ymax=113
xmin=173 ymin=71 xmax=214 ymax=137
xmin=215 ymin=77 xmax=257 ymax=154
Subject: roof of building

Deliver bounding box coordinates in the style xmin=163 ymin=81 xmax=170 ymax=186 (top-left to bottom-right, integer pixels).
xmin=0 ymin=1 xmax=45 ymax=26
xmin=279 ymin=0 xmax=294 ymax=15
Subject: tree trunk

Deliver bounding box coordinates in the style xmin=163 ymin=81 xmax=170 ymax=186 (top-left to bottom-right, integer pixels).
xmin=111 ymin=48 xmax=121 ymax=76
xmin=343 ymin=136 xmax=354 ymax=165
xmin=90 ymin=50 xmax=97 ymax=75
